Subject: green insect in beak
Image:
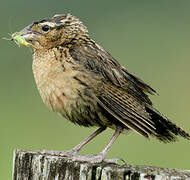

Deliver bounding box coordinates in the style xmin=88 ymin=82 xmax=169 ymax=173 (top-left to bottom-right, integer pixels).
xmin=11 ymin=32 xmax=31 ymax=47
xmin=3 ymin=32 xmax=31 ymax=47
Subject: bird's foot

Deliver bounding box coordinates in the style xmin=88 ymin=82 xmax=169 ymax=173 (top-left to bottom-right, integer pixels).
xmin=38 ymin=150 xmax=125 ymax=164
xmin=71 ymin=154 xmax=103 ymax=163
xmin=71 ymin=154 xmax=125 ymax=164
xmin=103 ymin=157 xmax=126 ymax=164
xmin=38 ymin=149 xmax=78 ymax=157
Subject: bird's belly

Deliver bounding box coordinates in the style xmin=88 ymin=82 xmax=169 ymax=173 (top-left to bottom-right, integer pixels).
xmin=35 ymin=73 xmax=79 ymax=117
xmin=38 ymin=82 xmax=102 ymax=127
xmin=32 ymin=69 xmax=102 ymax=127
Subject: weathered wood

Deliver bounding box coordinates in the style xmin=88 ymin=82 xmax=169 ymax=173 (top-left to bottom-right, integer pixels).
xmin=13 ymin=149 xmax=190 ymax=180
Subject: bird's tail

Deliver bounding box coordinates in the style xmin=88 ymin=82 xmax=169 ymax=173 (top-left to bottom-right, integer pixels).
xmin=145 ymin=104 xmax=190 ymax=142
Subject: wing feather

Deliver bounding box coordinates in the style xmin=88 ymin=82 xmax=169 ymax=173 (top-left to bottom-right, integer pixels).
xmin=96 ymin=84 xmax=157 ymax=137
xmin=69 ymin=42 xmax=190 ymax=142
xmin=69 ymin=43 xmax=156 ymax=105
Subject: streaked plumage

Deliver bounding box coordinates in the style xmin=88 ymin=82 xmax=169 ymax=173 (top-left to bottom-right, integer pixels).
xmin=15 ymin=14 xmax=190 ymax=162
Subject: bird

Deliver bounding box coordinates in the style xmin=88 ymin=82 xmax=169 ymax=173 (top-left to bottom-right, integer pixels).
xmin=13 ymin=14 xmax=190 ymax=163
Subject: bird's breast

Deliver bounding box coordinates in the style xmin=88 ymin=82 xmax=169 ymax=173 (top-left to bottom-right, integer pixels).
xmin=32 ymin=50 xmax=83 ymax=117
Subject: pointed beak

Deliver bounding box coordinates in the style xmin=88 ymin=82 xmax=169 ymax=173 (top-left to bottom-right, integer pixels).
xmin=18 ymin=24 xmax=37 ymax=42
xmin=19 ymin=25 xmax=31 ymax=34
xmin=12 ymin=24 xmax=41 ymax=47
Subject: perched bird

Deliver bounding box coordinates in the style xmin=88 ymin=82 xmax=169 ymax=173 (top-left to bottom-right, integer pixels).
xmin=13 ymin=14 xmax=189 ymax=163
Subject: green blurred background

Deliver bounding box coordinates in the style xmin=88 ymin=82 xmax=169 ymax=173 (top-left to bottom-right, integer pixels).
xmin=1 ymin=0 xmax=190 ymax=179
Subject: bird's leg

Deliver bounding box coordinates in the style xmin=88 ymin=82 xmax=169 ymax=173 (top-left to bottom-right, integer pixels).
xmin=71 ymin=126 xmax=106 ymax=153
xmin=71 ymin=128 xmax=124 ymax=163
xmin=99 ymin=127 xmax=121 ymax=157
xmin=39 ymin=127 xmax=106 ymax=156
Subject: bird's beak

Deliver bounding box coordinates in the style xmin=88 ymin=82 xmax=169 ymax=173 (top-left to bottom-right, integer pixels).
xmin=19 ymin=25 xmax=34 ymax=38
xmin=13 ymin=24 xmax=40 ymax=47
xmin=20 ymin=25 xmax=34 ymax=42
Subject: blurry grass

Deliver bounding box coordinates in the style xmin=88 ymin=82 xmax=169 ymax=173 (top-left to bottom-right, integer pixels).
xmin=1 ymin=0 xmax=190 ymax=179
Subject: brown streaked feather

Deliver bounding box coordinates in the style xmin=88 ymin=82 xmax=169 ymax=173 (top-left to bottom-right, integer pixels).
xmin=95 ymin=83 xmax=190 ymax=142
xmin=96 ymin=95 xmax=149 ymax=138
xmin=145 ymin=104 xmax=190 ymax=142
xmin=69 ymin=43 xmax=155 ymax=105
xmin=96 ymin=84 xmax=157 ymax=137
xmin=74 ymin=73 xmax=155 ymax=138
xmin=121 ymin=68 xmax=157 ymax=95
xmin=25 ymin=14 xmax=190 ymax=143
xmin=70 ymin=43 xmax=190 ymax=142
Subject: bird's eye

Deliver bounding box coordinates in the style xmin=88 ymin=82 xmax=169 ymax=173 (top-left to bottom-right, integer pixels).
xmin=42 ymin=25 xmax=50 ymax=32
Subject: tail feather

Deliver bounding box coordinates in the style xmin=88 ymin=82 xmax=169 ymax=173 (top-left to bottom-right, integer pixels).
xmin=145 ymin=104 xmax=190 ymax=143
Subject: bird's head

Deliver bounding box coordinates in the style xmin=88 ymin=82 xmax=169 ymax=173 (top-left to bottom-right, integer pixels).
xmin=15 ymin=14 xmax=89 ymax=49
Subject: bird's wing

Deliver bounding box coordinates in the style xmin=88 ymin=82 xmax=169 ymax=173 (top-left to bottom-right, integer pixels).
xmin=95 ymin=83 xmax=157 ymax=138
xmin=69 ymin=43 xmax=159 ymax=138
xmin=69 ymin=43 xmax=156 ymax=105
xmin=70 ymin=43 xmax=190 ymax=141
xmin=74 ymin=73 xmax=156 ymax=138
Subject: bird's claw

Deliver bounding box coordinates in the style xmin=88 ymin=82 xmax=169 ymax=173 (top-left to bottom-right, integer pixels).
xmin=37 ymin=149 xmax=78 ymax=157
xmin=37 ymin=150 xmax=125 ymax=164
xmin=70 ymin=154 xmax=125 ymax=164
xmin=103 ymin=157 xmax=126 ymax=164
xmin=71 ymin=154 xmax=103 ymax=163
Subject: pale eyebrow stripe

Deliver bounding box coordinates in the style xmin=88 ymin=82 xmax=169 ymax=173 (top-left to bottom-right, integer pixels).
xmin=41 ymin=22 xmax=55 ymax=27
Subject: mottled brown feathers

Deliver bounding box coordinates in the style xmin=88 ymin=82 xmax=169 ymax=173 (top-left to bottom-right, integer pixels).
xmin=20 ymin=14 xmax=190 ymax=143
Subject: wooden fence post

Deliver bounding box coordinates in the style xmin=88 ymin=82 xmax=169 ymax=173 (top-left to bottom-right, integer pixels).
xmin=12 ymin=149 xmax=190 ymax=180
